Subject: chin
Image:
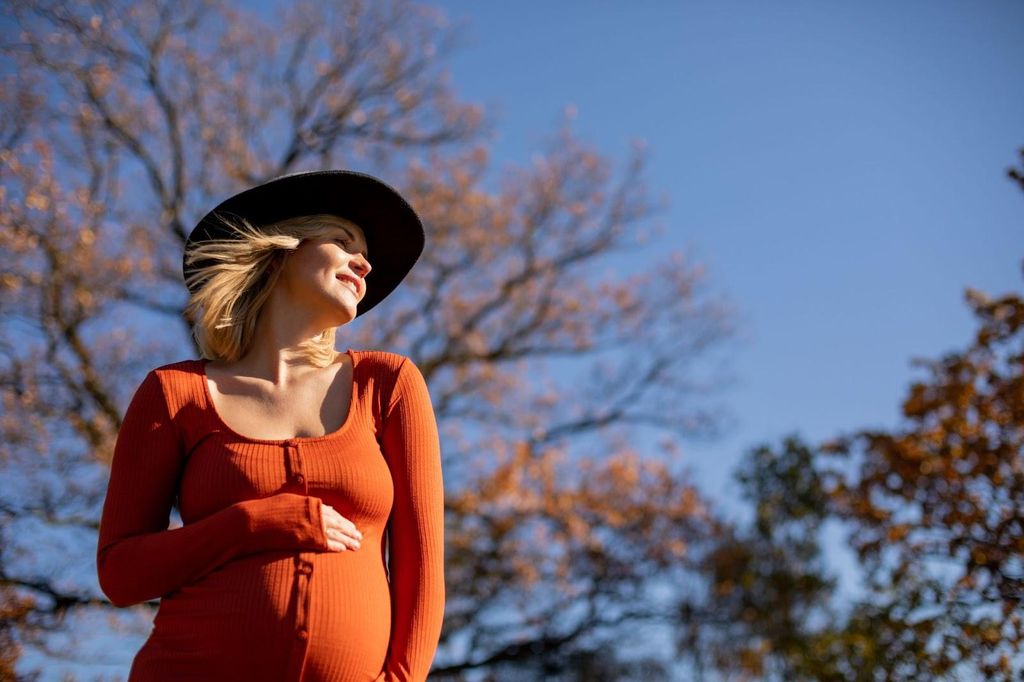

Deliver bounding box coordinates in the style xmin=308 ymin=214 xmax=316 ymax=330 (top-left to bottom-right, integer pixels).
xmin=334 ymin=302 xmax=359 ymax=324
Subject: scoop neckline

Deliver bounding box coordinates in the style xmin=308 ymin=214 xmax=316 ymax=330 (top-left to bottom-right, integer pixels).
xmin=198 ymin=348 xmax=359 ymax=444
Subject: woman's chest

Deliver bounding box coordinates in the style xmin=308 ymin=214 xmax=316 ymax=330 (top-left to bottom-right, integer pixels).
xmin=177 ymin=432 xmax=395 ymax=530
xmin=203 ymin=357 xmax=356 ymax=442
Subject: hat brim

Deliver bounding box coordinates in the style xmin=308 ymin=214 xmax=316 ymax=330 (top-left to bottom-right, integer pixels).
xmin=183 ymin=170 xmax=424 ymax=318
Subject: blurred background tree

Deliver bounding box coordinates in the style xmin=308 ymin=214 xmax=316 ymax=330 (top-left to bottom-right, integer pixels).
xmin=689 ymin=149 xmax=1024 ymax=681
xmin=0 ymin=1 xmax=738 ymax=679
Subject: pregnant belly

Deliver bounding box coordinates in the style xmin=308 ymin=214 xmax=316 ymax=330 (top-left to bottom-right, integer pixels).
xmin=304 ymin=549 xmax=393 ymax=680
xmin=135 ymin=549 xmax=393 ymax=681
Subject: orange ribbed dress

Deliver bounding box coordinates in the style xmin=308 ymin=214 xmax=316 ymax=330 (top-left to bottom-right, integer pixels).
xmin=96 ymin=349 xmax=445 ymax=681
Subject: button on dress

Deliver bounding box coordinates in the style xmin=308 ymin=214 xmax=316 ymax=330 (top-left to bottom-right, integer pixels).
xmin=96 ymin=349 xmax=446 ymax=681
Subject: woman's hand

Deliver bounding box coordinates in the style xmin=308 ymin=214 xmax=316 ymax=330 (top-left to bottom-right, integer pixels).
xmin=320 ymin=503 xmax=363 ymax=552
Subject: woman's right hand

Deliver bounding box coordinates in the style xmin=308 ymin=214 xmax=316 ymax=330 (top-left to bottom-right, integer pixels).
xmin=320 ymin=502 xmax=363 ymax=552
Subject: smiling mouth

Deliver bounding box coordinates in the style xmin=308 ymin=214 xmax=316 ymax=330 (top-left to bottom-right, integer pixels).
xmin=336 ymin=275 xmax=360 ymax=296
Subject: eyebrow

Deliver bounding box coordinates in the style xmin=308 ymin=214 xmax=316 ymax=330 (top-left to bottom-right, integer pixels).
xmin=337 ymin=225 xmax=369 ymax=258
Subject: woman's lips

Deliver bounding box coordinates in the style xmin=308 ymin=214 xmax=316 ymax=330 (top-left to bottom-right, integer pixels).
xmin=336 ymin=275 xmax=360 ymax=295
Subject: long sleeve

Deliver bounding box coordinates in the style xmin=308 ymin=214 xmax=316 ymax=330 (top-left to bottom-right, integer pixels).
xmin=96 ymin=369 xmax=330 ymax=608
xmin=377 ymin=357 xmax=446 ymax=682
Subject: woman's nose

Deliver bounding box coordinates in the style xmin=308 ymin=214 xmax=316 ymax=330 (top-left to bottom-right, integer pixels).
xmin=352 ymin=254 xmax=371 ymax=277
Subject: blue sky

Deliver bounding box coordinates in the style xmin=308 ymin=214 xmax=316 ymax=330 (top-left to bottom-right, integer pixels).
xmin=426 ymin=0 xmax=1022 ymax=502
xmin=421 ymin=0 xmax=1024 ymax=608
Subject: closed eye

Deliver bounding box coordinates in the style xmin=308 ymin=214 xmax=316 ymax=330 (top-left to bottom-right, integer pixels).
xmin=331 ymin=233 xmax=368 ymax=259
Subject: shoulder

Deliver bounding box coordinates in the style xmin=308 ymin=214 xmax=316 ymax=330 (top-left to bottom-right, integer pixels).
xmin=152 ymin=358 xmax=201 ymax=374
xmin=133 ymin=359 xmax=204 ymax=413
xmin=351 ymin=348 xmax=416 ymax=379
xmin=148 ymin=359 xmax=203 ymax=386
xmin=353 ymin=349 xmax=430 ymax=406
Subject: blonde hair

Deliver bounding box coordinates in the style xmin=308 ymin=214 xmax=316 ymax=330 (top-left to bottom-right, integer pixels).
xmin=183 ymin=212 xmax=361 ymax=367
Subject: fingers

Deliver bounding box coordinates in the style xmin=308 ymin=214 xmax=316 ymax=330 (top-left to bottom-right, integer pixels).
xmin=320 ymin=503 xmax=364 ymax=552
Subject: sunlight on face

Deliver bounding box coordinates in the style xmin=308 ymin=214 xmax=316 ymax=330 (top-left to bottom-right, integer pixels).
xmin=317 ymin=215 xmax=370 ymax=261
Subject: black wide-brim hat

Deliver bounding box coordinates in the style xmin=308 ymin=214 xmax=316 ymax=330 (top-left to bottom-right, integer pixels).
xmin=183 ymin=169 xmax=425 ymax=318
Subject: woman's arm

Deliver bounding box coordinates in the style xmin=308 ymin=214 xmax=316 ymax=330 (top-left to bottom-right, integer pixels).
xmin=378 ymin=357 xmax=446 ymax=681
xmin=96 ymin=369 xmax=330 ymax=608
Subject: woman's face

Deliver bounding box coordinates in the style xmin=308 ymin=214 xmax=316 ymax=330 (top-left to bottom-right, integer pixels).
xmin=277 ymin=216 xmax=372 ymax=324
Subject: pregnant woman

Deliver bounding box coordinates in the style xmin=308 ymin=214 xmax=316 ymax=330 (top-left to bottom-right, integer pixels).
xmin=96 ymin=170 xmax=446 ymax=681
